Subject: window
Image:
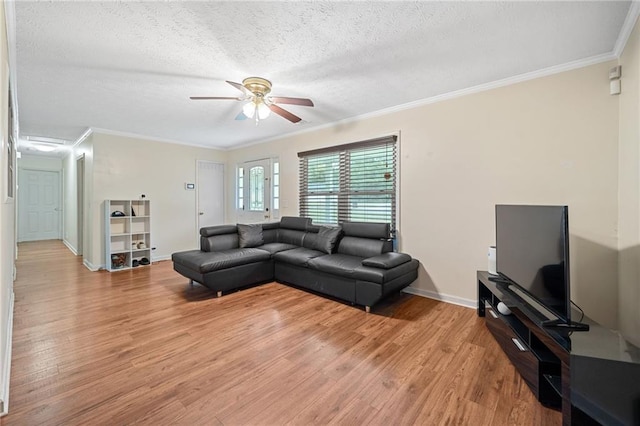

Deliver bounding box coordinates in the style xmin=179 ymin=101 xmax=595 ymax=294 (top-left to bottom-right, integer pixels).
xmin=237 ymin=167 xmax=244 ymax=209
xmin=272 ymin=160 xmax=280 ymax=218
xmin=249 ymin=166 xmax=264 ymax=211
xmin=6 ymin=80 xmax=15 ymax=200
xmin=299 ymin=135 xmax=397 ymax=231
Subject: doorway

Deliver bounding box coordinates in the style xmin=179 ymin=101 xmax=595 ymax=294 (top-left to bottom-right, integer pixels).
xmin=237 ymin=159 xmax=271 ymax=223
xmin=18 ymin=169 xmax=61 ymax=242
xmin=196 ymin=160 xmax=225 ymax=235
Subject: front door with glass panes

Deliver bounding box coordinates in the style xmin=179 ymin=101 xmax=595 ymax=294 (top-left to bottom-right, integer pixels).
xmin=237 ymin=159 xmax=271 ymax=223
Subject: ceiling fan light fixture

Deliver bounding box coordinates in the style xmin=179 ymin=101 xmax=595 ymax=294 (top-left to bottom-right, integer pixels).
xmin=242 ymin=101 xmax=256 ymax=118
xmin=33 ymin=143 xmax=57 ymax=152
xmin=257 ymin=101 xmax=271 ymax=119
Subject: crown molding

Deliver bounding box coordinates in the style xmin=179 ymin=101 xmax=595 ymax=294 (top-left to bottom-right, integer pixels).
xmin=71 ymin=128 xmax=93 ymax=148
xmin=77 ymin=49 xmax=619 ymax=154
xmin=89 ymin=127 xmax=225 ymax=151
xmin=231 ymin=52 xmax=617 ymax=151
xmin=614 ymin=1 xmax=640 ymax=57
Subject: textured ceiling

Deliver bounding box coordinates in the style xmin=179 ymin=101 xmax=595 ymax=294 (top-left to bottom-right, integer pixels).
xmin=14 ymin=1 xmax=632 ymax=151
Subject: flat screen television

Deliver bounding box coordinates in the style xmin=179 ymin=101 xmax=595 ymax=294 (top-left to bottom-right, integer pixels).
xmin=495 ymin=205 xmax=588 ymax=330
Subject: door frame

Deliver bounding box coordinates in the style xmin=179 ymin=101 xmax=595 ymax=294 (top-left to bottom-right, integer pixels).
xmin=195 ymin=160 xmax=226 ymax=244
xmin=237 ymin=158 xmax=273 ymax=223
xmin=76 ymin=154 xmax=85 ymax=255
xmin=235 ymin=157 xmax=281 ymax=223
xmin=17 ymin=168 xmax=63 ymax=242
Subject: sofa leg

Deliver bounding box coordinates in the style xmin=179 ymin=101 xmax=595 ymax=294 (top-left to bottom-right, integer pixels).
xmin=189 ymin=279 xmax=194 ymax=287
xmin=217 ymin=291 xmax=222 ymax=298
xmin=365 ymin=306 xmax=371 ymax=313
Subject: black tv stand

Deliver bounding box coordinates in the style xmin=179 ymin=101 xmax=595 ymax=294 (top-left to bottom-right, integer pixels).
xmin=542 ymin=319 xmax=590 ymax=332
xmin=487 ymin=275 xmax=509 ymax=284
xmin=478 ymin=271 xmax=640 ymax=426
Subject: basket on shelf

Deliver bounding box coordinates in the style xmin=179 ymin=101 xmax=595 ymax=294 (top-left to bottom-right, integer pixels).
xmin=111 ymin=253 xmax=127 ymax=269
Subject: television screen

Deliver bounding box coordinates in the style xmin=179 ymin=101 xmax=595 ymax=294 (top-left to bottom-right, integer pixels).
xmin=495 ymin=205 xmax=570 ymax=322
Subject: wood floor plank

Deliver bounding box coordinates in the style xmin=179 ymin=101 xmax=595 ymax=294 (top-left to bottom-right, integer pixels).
xmin=2 ymin=240 xmax=561 ymax=425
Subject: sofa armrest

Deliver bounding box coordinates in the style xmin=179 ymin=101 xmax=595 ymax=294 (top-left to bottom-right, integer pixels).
xmin=200 ymin=225 xmax=240 ymax=252
xmin=200 ymin=225 xmax=238 ymax=237
xmin=361 ymin=252 xmax=411 ymax=269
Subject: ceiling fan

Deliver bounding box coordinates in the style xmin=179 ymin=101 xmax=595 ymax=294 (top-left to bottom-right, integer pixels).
xmin=190 ymin=77 xmax=314 ymax=124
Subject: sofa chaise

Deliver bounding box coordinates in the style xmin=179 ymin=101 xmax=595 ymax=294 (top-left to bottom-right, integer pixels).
xmin=171 ymin=216 xmax=419 ymax=312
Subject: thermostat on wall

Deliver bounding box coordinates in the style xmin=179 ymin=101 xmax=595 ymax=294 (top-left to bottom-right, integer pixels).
xmin=185 ymin=183 xmax=195 ymax=190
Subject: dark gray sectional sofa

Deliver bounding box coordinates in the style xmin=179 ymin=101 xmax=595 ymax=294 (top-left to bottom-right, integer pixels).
xmin=171 ymin=216 xmax=419 ymax=312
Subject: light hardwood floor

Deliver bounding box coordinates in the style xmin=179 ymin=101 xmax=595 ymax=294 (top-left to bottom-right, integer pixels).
xmin=2 ymin=240 xmax=561 ymax=425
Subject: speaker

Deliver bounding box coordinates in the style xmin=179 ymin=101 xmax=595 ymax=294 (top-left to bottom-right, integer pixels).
xmin=488 ymin=246 xmax=497 ymax=275
xmin=497 ymin=302 xmax=512 ymax=316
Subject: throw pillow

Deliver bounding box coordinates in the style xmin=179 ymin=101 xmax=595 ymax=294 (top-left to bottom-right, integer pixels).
xmin=314 ymin=226 xmax=342 ymax=254
xmin=237 ymin=223 xmax=264 ymax=248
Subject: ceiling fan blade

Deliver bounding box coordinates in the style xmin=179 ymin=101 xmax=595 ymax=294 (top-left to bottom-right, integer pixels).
xmin=190 ymin=96 xmax=241 ymax=100
xmin=235 ymin=111 xmax=249 ymax=120
xmin=269 ymin=104 xmax=302 ymax=123
xmin=269 ymin=96 xmax=314 ymax=107
xmin=226 ymin=80 xmax=251 ymax=95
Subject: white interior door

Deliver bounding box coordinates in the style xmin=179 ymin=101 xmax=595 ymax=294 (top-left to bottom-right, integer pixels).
xmin=18 ymin=169 xmax=61 ymax=242
xmin=238 ymin=159 xmax=271 ymax=223
xmin=197 ymin=161 xmax=225 ymax=232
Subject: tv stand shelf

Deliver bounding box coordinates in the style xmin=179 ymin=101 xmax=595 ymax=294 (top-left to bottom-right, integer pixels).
xmin=478 ymin=271 xmax=640 ymax=426
xmin=479 ymin=276 xmax=562 ymax=409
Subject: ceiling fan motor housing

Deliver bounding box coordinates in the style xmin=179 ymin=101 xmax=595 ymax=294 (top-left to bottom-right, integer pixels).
xmin=242 ymin=77 xmax=272 ymax=97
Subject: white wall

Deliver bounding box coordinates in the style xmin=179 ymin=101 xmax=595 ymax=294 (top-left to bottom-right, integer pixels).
xmin=618 ymin=16 xmax=640 ymax=347
xmin=66 ymin=132 xmax=228 ymax=269
xmin=0 ymin=1 xmax=15 ymax=413
xmin=227 ymin=60 xmax=621 ymax=329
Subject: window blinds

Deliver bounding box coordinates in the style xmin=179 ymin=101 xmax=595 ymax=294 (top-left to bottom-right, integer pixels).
xmin=298 ymin=135 xmax=397 ymax=231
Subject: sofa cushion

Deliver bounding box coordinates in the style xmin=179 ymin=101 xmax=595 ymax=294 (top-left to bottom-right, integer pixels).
xmin=278 ymin=229 xmax=307 ymax=246
xmin=307 ymin=254 xmax=364 ymax=278
xmin=353 ymin=259 xmax=420 ymax=284
xmin=337 ymin=236 xmax=387 ymax=258
xmin=256 ymin=242 xmax=298 ymax=255
xmin=262 ymin=222 xmax=280 ymax=244
xmin=172 ymin=248 xmax=270 ymax=273
xmin=361 ymin=252 xmax=411 ymax=269
xmin=280 ymin=216 xmax=311 ymax=231
xmin=238 ymin=223 xmax=264 ymax=248
xmin=273 ymin=247 xmax=325 ymax=267
xmin=314 ymin=226 xmax=342 ymax=254
xmin=342 ymin=221 xmax=389 ymax=239
xmin=302 ymin=231 xmax=318 ymax=249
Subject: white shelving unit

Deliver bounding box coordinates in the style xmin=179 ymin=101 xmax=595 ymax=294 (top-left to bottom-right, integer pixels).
xmin=105 ymin=199 xmax=152 ymax=271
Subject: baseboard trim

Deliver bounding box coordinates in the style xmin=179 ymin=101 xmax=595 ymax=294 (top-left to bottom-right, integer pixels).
xmin=0 ymin=291 xmax=15 ymax=417
xmin=83 ymin=259 xmax=101 ymax=272
xmin=62 ymin=239 xmax=78 ymax=256
xmin=152 ymin=255 xmax=171 ymax=262
xmin=402 ymin=286 xmax=475 ymax=309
